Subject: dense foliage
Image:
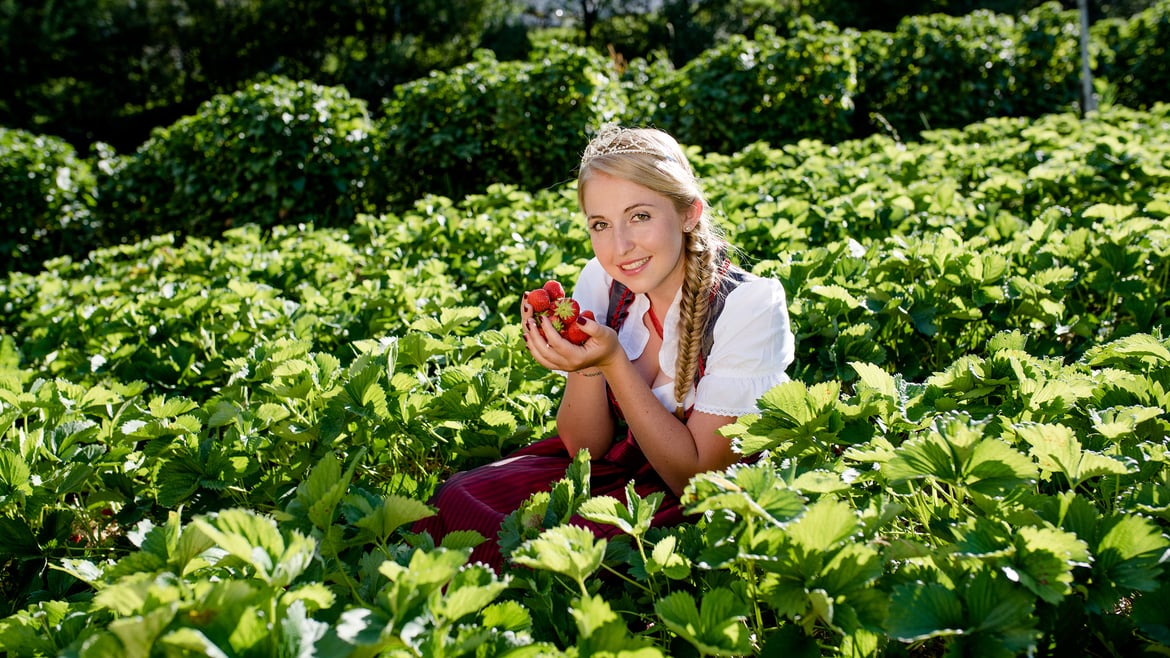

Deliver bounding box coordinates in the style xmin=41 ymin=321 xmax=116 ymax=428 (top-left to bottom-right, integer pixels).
xmin=0 ymin=0 xmax=519 ymax=151
xmin=6 ymin=1 xmax=1170 ymax=276
xmin=96 ymin=78 xmax=379 ymax=245
xmin=1 ymin=103 xmax=1168 ymax=656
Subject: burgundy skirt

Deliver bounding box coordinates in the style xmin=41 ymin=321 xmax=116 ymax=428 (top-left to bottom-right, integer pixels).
xmin=412 ymin=432 xmax=689 ymax=570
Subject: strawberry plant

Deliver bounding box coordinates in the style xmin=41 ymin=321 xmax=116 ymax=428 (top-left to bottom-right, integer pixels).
xmin=2 ymin=104 xmax=1170 ymax=655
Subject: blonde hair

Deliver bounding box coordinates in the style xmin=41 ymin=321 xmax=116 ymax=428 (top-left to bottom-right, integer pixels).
xmin=577 ymin=126 xmax=729 ymax=418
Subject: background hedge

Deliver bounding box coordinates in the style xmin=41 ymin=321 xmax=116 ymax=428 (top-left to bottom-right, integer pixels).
xmin=3 ymin=1 xmax=1170 ymax=274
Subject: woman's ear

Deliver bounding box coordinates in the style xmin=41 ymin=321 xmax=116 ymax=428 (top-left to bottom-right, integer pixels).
xmin=685 ymin=199 xmax=703 ymax=231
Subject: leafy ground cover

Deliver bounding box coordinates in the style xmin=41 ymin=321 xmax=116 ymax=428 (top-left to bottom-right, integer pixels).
xmin=1 ymin=103 xmax=1169 ymax=656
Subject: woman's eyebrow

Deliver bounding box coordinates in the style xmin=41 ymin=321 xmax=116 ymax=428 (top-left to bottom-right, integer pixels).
xmin=588 ymin=202 xmax=656 ymax=220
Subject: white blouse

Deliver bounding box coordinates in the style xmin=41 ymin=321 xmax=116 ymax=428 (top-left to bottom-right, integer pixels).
xmin=570 ymin=257 xmax=795 ymax=417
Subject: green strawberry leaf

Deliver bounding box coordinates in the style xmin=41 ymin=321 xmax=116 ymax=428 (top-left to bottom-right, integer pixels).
xmin=886 ymin=582 xmax=965 ymax=642
xmin=655 ymin=587 xmax=753 ymax=656
xmin=510 ymin=525 xmax=606 ymax=588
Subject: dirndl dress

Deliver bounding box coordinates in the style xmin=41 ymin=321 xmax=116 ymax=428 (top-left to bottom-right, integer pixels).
xmin=410 ymin=427 xmax=687 ymax=570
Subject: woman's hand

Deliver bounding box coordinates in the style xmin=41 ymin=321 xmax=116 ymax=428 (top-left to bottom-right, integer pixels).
xmin=520 ymin=295 xmax=619 ymax=374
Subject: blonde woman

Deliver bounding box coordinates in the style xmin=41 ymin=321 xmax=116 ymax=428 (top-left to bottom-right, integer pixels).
xmin=415 ymin=126 xmax=794 ymax=570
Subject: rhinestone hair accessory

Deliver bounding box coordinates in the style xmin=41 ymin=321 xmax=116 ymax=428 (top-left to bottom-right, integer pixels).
xmin=580 ymin=125 xmax=677 ymax=168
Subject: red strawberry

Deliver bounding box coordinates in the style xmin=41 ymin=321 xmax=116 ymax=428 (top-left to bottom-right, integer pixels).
xmin=528 ymin=288 xmax=551 ymax=313
xmin=543 ymin=280 xmax=565 ymax=301
xmin=551 ymin=297 xmax=580 ymax=324
xmin=562 ymin=320 xmax=590 ymax=345
xmin=581 ymin=310 xmax=596 ymax=322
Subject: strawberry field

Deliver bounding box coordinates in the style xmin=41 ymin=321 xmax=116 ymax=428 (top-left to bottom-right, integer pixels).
xmin=2 ymin=103 xmax=1170 ymax=656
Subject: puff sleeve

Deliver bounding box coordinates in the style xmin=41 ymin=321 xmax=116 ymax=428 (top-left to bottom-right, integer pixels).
xmin=692 ymin=277 xmax=794 ymax=417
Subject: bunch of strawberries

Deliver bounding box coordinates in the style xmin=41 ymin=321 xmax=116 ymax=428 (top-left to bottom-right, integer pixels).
xmin=526 ymin=279 xmax=593 ymax=345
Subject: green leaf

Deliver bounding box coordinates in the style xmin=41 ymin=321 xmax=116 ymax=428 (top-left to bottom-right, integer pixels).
xmin=885 ymin=414 xmax=1035 ymax=496
xmin=646 ymin=534 xmax=691 ymax=580
xmin=157 ymin=627 xmax=231 ymax=658
xmin=791 ymin=469 xmax=851 ymax=494
xmin=1015 ymin=422 xmax=1130 ymax=486
xmin=108 ymin=604 xmax=180 ymax=658
xmin=571 ymin=593 xmax=619 ymax=641
xmin=886 ymin=582 xmax=965 ymax=642
xmin=788 ymin=498 xmax=859 ymax=553
xmin=352 ymin=494 xmax=435 ymax=543
xmin=510 ymin=525 xmax=606 ymax=585
xmin=820 ymin=542 xmax=884 ymax=599
xmin=295 ymin=448 xmax=364 ymax=531
xmin=1095 ymin=513 xmax=1169 ymax=593
xmin=281 ymin=582 xmax=336 ymax=613
xmin=0 ymin=448 xmax=33 ymax=507
xmin=0 ymin=516 xmax=40 ymax=558
xmin=1083 ymin=333 xmax=1170 ymax=367
xmin=281 ymin=599 xmax=329 ymax=658
xmin=1010 ymin=525 xmax=1090 ymax=604
xmin=1090 ymin=405 xmax=1163 ymax=441
xmin=193 ymin=508 xmax=316 ymax=587
xmin=429 ymin=564 xmax=508 ymax=623
xmin=686 ymin=461 xmax=806 ymax=526
xmin=655 ymin=588 xmax=753 ymax=656
xmin=964 ymin=570 xmax=1040 ymax=654
xmin=148 ymin=395 xmax=199 ymax=418
xmin=810 ymin=284 xmax=863 ymax=309
xmin=481 ymin=600 xmax=532 ymax=632
xmin=728 ymin=380 xmax=843 ymax=455
xmin=577 ymin=481 xmax=659 ymax=538
xmin=378 ymin=549 xmax=469 ymax=622
xmin=572 ymin=594 xmax=665 ymax=656
xmin=438 ymin=529 xmax=486 ymax=551
xmin=852 ymin=361 xmax=897 ymax=398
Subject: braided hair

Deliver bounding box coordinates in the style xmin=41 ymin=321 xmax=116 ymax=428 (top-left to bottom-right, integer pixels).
xmin=577 ymin=126 xmax=730 ymax=418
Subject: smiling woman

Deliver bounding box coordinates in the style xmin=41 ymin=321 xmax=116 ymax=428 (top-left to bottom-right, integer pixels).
xmin=413 ymin=125 xmax=795 ymax=570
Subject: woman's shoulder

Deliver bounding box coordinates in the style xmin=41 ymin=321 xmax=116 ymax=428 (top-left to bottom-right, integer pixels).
xmin=723 ymin=271 xmax=787 ymax=308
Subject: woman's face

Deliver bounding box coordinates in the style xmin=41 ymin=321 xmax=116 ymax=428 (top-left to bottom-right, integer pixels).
xmin=581 ymin=171 xmax=697 ymax=301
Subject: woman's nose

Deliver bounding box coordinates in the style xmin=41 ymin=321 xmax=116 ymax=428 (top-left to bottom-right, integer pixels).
xmin=612 ymin=224 xmax=634 ymax=253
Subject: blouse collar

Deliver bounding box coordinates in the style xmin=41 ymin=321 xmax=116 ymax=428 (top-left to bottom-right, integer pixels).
xmin=617 ymin=286 xmax=684 ymax=380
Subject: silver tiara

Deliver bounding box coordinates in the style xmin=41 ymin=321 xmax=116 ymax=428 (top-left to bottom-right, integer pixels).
xmin=580 ymin=126 xmax=676 ymax=167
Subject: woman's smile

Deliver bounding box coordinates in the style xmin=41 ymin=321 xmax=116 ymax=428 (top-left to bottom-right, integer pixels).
xmin=620 ymin=256 xmax=651 ymax=273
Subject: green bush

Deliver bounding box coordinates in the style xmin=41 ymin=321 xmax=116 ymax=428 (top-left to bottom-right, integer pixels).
xmin=654 ymin=20 xmax=858 ymax=154
xmin=866 ymin=4 xmax=1081 ymax=140
xmin=95 ymin=76 xmax=377 ymax=245
xmin=1013 ymin=2 xmax=1083 ymax=115
xmin=0 ymin=128 xmax=99 ymax=273
xmin=616 ymin=52 xmax=676 ymax=130
xmin=1102 ymin=0 xmax=1170 ymax=108
xmin=375 ymin=45 xmax=624 ymax=208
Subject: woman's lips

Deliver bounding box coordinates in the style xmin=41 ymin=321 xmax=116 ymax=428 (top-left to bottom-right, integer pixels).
xmin=619 ymin=257 xmax=650 ymax=274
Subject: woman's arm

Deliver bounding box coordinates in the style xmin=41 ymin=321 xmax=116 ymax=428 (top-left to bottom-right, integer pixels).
xmin=526 ymin=311 xmax=735 ymax=496
xmin=555 ymin=368 xmax=617 ymax=458
xmin=521 ymin=299 xmax=620 ymax=459
xmin=596 ymin=357 xmax=737 ymax=496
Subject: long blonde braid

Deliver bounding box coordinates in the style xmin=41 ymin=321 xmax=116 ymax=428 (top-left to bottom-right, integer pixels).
xmin=672 ymin=220 xmax=720 ymax=418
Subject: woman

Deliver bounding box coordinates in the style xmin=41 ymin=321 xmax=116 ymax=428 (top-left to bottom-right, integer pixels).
xmin=413 ymin=126 xmax=794 ymax=570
